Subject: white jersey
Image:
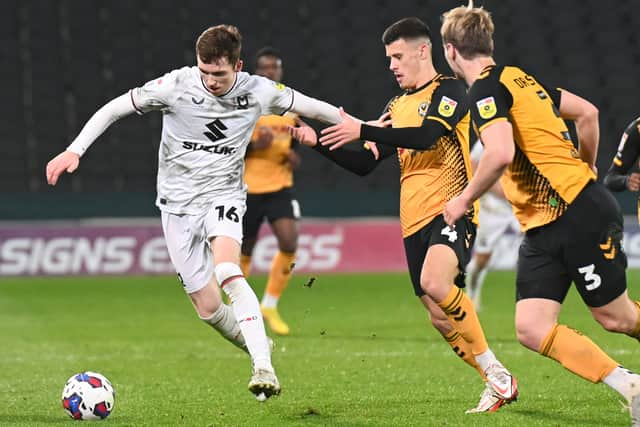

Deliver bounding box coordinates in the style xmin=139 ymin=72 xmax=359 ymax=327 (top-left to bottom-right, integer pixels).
xmin=130 ymin=67 xmax=294 ymax=215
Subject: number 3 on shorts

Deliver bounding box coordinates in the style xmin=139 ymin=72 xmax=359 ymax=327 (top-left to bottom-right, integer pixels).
xmin=577 ymin=264 xmax=602 ymax=291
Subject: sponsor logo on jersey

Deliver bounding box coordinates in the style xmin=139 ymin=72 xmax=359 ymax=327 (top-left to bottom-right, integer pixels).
xmin=417 ymin=102 xmax=429 ymax=117
xmin=191 ymin=97 xmax=204 ymax=105
xmin=438 ymin=96 xmax=458 ymax=118
xmin=476 ymin=97 xmax=497 ymax=120
xmin=181 ymin=142 xmax=237 ymax=155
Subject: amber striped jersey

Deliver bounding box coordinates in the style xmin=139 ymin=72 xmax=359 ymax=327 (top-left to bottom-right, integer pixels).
xmin=468 ymin=65 xmax=595 ymax=231
xmin=387 ymin=74 xmax=477 ymax=237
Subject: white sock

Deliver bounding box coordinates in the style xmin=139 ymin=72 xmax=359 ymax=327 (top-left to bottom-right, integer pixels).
xmin=261 ymin=294 xmax=279 ymax=309
xmin=472 ymin=267 xmax=489 ymax=303
xmin=201 ymin=304 xmax=247 ymax=353
xmin=475 ymin=348 xmax=498 ymax=372
xmin=603 ymin=366 xmax=640 ymax=402
xmin=466 ymin=258 xmax=478 ymax=298
xmin=466 ymin=258 xmax=488 ymax=299
xmin=222 ymin=277 xmax=272 ymax=370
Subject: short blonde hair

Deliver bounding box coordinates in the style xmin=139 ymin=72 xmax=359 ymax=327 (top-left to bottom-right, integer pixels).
xmin=441 ymin=3 xmax=494 ymax=59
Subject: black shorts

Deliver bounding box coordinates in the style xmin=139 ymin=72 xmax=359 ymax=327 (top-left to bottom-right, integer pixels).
xmin=404 ymin=214 xmax=476 ymax=297
xmin=243 ymin=188 xmax=300 ymax=240
xmin=516 ymin=181 xmax=628 ymax=307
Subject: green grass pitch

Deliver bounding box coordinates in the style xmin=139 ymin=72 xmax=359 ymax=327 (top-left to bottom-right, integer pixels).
xmin=1 ymin=271 xmax=639 ymax=426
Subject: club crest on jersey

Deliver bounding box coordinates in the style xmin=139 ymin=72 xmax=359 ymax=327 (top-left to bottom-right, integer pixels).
xmin=418 ymin=102 xmax=429 ymax=117
xmin=438 ymin=96 xmax=457 ymax=118
xmin=236 ymin=95 xmax=249 ymax=110
xmin=476 ymin=97 xmax=497 ymax=120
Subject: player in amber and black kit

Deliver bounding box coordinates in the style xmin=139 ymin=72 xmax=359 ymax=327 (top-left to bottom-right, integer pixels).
xmin=604 ymin=117 xmax=640 ymax=221
xmin=441 ymin=3 xmax=640 ymax=424
xmin=294 ymin=17 xmax=518 ymax=414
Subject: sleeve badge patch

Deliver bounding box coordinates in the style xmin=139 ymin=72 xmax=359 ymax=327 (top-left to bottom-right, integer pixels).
xmin=476 ymin=96 xmax=497 ymax=120
xmin=275 ymin=82 xmax=286 ymax=90
xmin=437 ymin=96 xmax=458 ymax=118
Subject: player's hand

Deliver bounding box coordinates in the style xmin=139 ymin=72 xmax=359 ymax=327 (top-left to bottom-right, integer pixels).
xmin=364 ymin=142 xmax=380 ymax=160
xmin=289 ymin=125 xmax=318 ymax=147
xmin=319 ymin=107 xmax=362 ymax=150
xmin=253 ymin=126 xmax=274 ymax=149
xmin=46 ymin=150 xmax=80 ymax=186
xmin=627 ymin=172 xmax=640 ymax=191
xmin=367 ymin=111 xmax=392 ymax=128
xmin=443 ymin=194 xmax=472 ymax=227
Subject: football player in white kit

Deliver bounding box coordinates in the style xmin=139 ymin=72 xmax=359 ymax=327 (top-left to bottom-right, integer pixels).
xmin=46 ymin=25 xmax=345 ymax=401
xmin=466 ymin=141 xmax=520 ymax=310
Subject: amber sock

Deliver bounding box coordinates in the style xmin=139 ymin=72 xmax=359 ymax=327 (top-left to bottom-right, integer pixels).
xmin=443 ymin=329 xmax=485 ymax=379
xmin=539 ymin=324 xmax=618 ymax=383
xmin=262 ymin=251 xmax=295 ymax=308
xmin=438 ymin=286 xmax=489 ymax=356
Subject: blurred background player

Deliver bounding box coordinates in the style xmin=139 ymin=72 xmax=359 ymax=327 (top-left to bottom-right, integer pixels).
xmin=45 ymin=24 xmax=348 ymax=401
xmin=294 ymin=17 xmax=518 ymax=413
xmin=240 ymin=47 xmax=303 ymax=336
xmin=604 ymin=117 xmax=640 ymax=220
xmin=466 ymin=141 xmax=521 ymax=310
xmin=441 ymin=3 xmax=640 ymax=423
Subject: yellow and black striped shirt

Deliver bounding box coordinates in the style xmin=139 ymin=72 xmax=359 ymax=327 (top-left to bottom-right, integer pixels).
xmin=388 ymin=74 xmax=477 ymax=237
xmin=469 ymin=65 xmax=595 ymax=232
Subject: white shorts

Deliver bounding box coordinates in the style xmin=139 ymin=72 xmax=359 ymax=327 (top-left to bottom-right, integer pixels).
xmin=161 ymin=193 xmax=246 ymax=294
xmin=475 ymin=203 xmax=520 ymax=254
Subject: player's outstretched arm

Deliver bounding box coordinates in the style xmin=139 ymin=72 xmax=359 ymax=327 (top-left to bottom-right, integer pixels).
xmin=288 ymin=125 xmax=391 ymax=176
xmin=557 ymin=89 xmax=599 ymax=174
xmin=289 ymin=90 xmax=343 ymax=124
xmin=46 ymin=93 xmax=136 ymax=185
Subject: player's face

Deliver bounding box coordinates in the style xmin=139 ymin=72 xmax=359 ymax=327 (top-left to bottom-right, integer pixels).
xmin=255 ymin=55 xmax=283 ymax=82
xmin=197 ymin=57 xmax=243 ymax=96
xmin=385 ymin=39 xmax=423 ymax=90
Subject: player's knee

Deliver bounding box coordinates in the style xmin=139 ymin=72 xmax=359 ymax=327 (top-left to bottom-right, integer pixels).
xmin=419 ymin=273 xmax=440 ymax=296
xmin=215 ymin=262 xmax=244 ymax=287
xmin=278 ymin=239 xmax=297 ymax=253
xmin=515 ymin=320 xmax=544 ymax=351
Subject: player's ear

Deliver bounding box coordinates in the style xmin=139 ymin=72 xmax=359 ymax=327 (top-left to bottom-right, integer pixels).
xmin=235 ymin=59 xmax=243 ymax=72
xmin=419 ymin=42 xmax=430 ymax=59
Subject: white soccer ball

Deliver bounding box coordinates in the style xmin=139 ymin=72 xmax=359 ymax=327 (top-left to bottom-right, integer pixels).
xmin=61 ymin=372 xmax=115 ymax=420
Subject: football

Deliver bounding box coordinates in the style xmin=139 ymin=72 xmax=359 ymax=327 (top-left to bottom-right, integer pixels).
xmin=61 ymin=372 xmax=115 ymax=420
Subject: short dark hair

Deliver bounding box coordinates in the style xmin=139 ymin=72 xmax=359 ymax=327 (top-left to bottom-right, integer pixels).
xmin=255 ymin=46 xmax=282 ymax=64
xmin=382 ymin=17 xmax=431 ymax=45
xmin=196 ymin=25 xmax=242 ymax=65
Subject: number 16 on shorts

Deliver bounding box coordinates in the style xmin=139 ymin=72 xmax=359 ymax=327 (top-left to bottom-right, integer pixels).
xmin=205 ymin=198 xmax=246 ymax=243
